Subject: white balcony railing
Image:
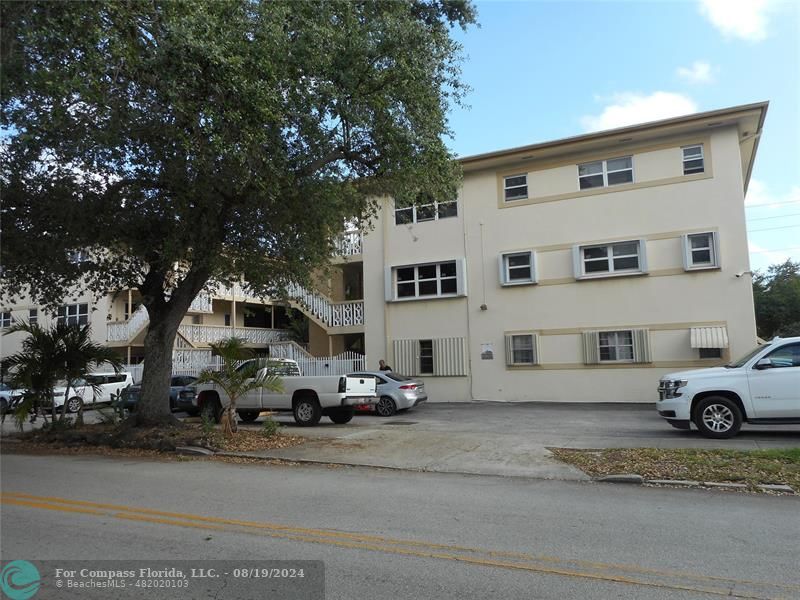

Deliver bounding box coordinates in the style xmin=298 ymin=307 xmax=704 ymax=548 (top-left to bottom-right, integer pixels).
xmin=286 ymin=283 xmax=364 ymax=328
xmin=106 ymin=305 xmax=149 ymax=342
xmin=188 ymin=293 xmax=213 ymax=313
xmin=177 ymin=324 xmax=291 ymax=346
xmin=334 ymin=230 xmax=362 ymax=257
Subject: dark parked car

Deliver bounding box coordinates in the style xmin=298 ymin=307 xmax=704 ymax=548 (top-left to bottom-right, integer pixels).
xmin=117 ymin=375 xmax=199 ymax=414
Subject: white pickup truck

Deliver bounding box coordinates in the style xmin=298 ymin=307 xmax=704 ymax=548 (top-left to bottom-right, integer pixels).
xmin=657 ymin=336 xmax=800 ymax=438
xmin=194 ymin=359 xmax=377 ymax=426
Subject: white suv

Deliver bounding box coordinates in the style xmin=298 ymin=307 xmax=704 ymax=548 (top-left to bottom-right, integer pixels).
xmin=657 ymin=336 xmax=800 ymax=438
xmin=53 ymin=372 xmax=133 ymax=413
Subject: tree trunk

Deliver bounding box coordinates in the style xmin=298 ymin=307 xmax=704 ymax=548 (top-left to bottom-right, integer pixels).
xmin=133 ymin=315 xmax=184 ymax=427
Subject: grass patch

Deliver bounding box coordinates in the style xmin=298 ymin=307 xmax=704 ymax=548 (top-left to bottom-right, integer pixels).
xmin=549 ymin=447 xmax=800 ymax=492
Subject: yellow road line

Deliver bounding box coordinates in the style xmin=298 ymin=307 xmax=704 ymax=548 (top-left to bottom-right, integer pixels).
xmin=1 ymin=492 xmax=794 ymax=600
xmin=2 ymin=490 xmax=795 ymax=591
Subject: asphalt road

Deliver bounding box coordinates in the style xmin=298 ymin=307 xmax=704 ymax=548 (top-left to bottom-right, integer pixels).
xmin=2 ymin=453 xmax=798 ymax=600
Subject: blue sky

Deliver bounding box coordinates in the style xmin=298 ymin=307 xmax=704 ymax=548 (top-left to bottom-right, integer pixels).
xmin=446 ymin=0 xmax=799 ymax=272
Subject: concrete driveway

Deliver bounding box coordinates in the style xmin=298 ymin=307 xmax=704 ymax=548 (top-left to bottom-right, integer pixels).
xmin=236 ymin=402 xmax=800 ymax=480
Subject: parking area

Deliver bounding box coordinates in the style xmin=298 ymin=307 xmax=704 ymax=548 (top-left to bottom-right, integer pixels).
xmin=233 ymin=402 xmax=800 ymax=480
xmin=4 ymin=401 xmax=798 ymax=480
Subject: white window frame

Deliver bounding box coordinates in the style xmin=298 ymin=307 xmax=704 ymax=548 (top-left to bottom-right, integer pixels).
xmin=394 ymin=198 xmax=458 ymax=225
xmin=598 ymin=330 xmax=635 ymax=363
xmin=385 ymin=259 xmax=467 ymax=302
xmin=0 ymin=311 xmax=11 ymax=328
xmin=682 ymin=231 xmax=720 ymax=270
xmin=505 ymin=333 xmax=539 ymax=366
xmin=503 ymin=174 xmax=528 ymax=202
xmin=577 ymin=156 xmax=633 ymax=190
xmin=573 ymin=239 xmax=647 ymax=279
xmin=58 ymin=303 xmax=89 ymax=326
xmin=682 ymin=144 xmax=705 ymax=175
xmin=499 ymin=250 xmax=537 ymax=286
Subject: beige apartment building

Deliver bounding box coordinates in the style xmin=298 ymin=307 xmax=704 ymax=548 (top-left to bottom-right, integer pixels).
xmin=2 ymin=102 xmax=766 ymax=402
xmin=363 ymin=101 xmax=767 ymax=402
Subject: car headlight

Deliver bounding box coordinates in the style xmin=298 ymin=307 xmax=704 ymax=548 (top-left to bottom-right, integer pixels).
xmin=659 ymin=379 xmax=688 ymax=399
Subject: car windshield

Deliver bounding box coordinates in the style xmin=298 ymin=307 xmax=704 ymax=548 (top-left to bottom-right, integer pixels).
xmin=725 ymin=344 xmax=770 ymax=368
xmin=384 ymin=372 xmax=412 ymax=382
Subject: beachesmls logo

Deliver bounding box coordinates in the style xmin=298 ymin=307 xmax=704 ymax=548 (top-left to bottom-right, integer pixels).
xmin=0 ymin=561 xmax=41 ymax=600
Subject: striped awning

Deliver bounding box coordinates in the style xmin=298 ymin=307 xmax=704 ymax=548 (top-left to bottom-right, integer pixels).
xmin=691 ymin=327 xmax=729 ymax=349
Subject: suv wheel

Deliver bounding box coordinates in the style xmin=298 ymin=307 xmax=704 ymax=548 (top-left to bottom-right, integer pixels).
xmin=66 ymin=397 xmax=84 ymax=413
xmin=694 ymin=396 xmax=742 ymax=439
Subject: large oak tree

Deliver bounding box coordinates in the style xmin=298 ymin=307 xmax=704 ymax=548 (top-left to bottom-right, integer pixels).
xmin=1 ymin=1 xmax=475 ymax=424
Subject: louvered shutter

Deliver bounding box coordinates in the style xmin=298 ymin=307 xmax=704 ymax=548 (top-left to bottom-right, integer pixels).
xmin=392 ymin=339 xmax=419 ymax=376
xmin=632 ymin=329 xmax=652 ymax=363
xmin=433 ymin=337 xmax=468 ymax=376
xmin=582 ymin=331 xmax=600 ymax=364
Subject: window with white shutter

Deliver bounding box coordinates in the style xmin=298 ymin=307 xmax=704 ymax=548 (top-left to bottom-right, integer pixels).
xmin=504 ymin=333 xmax=539 ymax=366
xmin=391 ymin=337 xmax=468 ymax=376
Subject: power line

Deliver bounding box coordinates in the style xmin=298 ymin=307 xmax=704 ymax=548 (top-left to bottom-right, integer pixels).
xmin=745 ymin=199 xmax=800 ymax=209
xmin=747 ymin=212 xmax=800 ymax=222
xmin=747 ymin=224 xmax=800 ymax=233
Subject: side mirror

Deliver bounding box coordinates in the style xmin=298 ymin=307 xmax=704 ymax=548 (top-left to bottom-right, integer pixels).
xmin=754 ymin=358 xmax=773 ymax=370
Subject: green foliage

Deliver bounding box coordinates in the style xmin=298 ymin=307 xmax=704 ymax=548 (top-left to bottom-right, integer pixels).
xmin=1 ymin=1 xmax=475 ymax=420
xmin=261 ymin=414 xmax=281 ymax=438
xmin=285 ymin=310 xmax=310 ymax=345
xmin=200 ymin=413 xmax=216 ymax=436
xmin=752 ymin=260 xmax=800 ymax=338
xmin=197 ymin=337 xmax=282 ymax=435
xmin=2 ymin=320 xmax=121 ymax=425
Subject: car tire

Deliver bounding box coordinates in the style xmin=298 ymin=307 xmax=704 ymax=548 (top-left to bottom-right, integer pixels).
xmin=329 ymin=408 xmax=355 ymax=424
xmin=375 ymin=396 xmax=397 ymax=417
xmin=293 ymin=396 xmax=322 ymax=427
xmin=238 ymin=410 xmax=260 ymax=423
xmin=66 ymin=397 xmax=83 ymax=413
xmin=694 ymin=396 xmax=742 ymax=439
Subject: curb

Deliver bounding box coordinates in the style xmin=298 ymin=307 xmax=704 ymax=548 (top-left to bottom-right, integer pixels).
xmin=596 ymin=474 xmax=796 ymax=494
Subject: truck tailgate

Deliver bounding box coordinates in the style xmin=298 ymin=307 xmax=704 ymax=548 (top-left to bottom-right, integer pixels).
xmin=345 ymin=375 xmax=377 ymax=398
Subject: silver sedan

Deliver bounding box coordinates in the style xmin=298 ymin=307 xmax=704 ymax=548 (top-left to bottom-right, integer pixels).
xmin=350 ymin=371 xmax=427 ymax=417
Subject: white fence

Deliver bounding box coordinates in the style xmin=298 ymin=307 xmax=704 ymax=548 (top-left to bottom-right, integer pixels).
xmin=122 ymin=350 xmax=365 ymax=383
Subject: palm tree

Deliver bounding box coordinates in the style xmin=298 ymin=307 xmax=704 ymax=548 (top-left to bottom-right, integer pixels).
xmin=197 ymin=337 xmax=281 ymax=436
xmin=57 ymin=322 xmax=122 ymax=423
xmin=2 ymin=321 xmax=64 ymax=427
xmin=2 ymin=320 xmax=122 ymax=427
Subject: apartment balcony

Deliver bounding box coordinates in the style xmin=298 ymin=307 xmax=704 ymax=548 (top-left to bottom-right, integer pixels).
xmin=333 ymin=230 xmax=362 ymax=259
xmin=177 ymin=324 xmax=291 ymax=346
xmin=187 ymin=293 xmax=213 ymax=313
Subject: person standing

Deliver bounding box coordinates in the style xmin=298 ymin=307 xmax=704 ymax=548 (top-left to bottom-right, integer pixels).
xmin=378 ymin=359 xmax=392 ymax=372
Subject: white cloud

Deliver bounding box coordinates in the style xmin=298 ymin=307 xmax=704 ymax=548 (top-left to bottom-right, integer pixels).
xmin=745 ymin=178 xmax=800 ymax=207
xmin=699 ymin=0 xmax=771 ymax=41
xmin=580 ymin=92 xmax=698 ymax=133
xmin=676 ymin=61 xmax=714 ymax=84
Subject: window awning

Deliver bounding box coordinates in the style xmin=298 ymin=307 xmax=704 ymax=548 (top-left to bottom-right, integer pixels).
xmin=691 ymin=327 xmax=729 ymax=349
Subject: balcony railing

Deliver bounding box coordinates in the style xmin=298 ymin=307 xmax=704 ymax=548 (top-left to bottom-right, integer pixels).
xmin=107 ymin=305 xmax=149 ymax=342
xmin=188 ymin=293 xmax=213 ymax=313
xmin=177 ymin=324 xmax=291 ymax=345
xmin=334 ymin=230 xmax=362 ymax=257
xmin=286 ymin=283 xmax=364 ymax=328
